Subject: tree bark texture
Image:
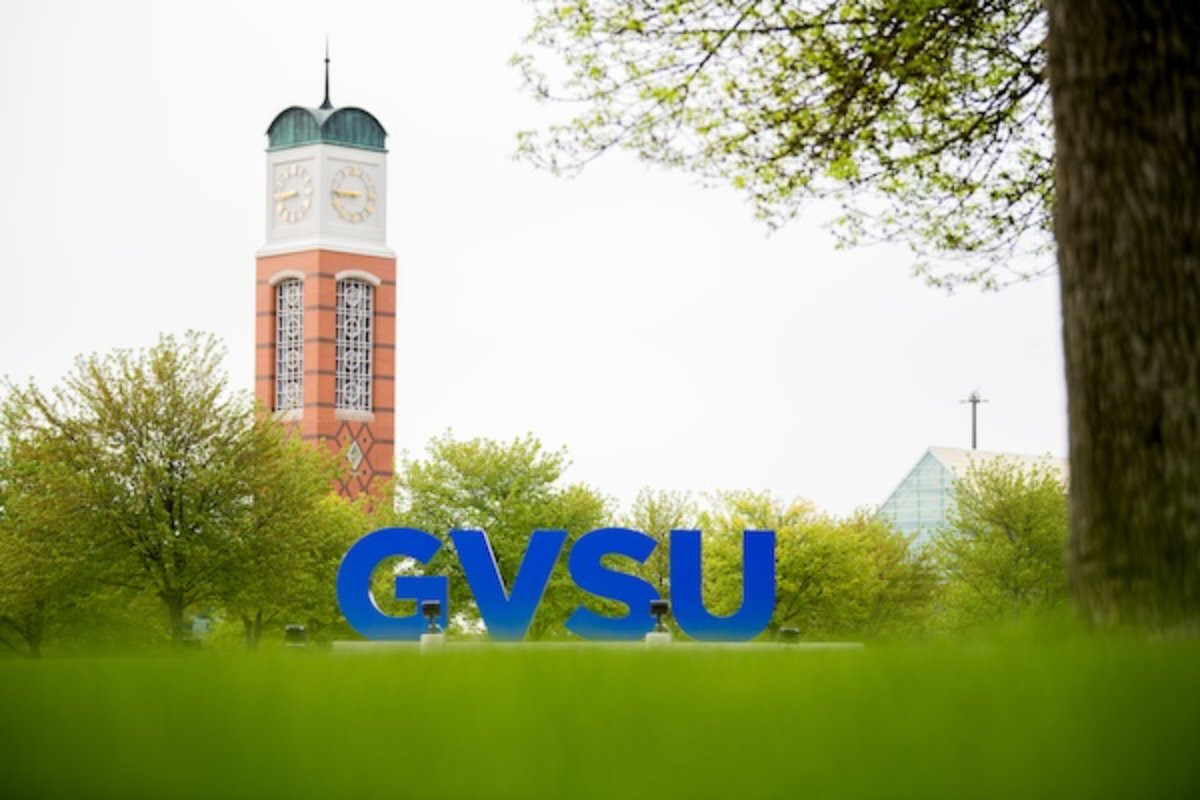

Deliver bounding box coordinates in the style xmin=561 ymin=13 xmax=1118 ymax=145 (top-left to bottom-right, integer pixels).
xmin=1048 ymin=1 xmax=1200 ymax=627
xmin=165 ymin=592 xmax=186 ymax=646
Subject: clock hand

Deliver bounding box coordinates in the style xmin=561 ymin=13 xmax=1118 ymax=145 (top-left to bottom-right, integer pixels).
xmin=333 ymin=189 xmax=362 ymax=198
xmin=274 ymin=190 xmax=298 ymax=201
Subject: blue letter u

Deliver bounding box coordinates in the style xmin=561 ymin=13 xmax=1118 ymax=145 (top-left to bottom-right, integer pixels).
xmin=669 ymin=530 xmax=775 ymax=641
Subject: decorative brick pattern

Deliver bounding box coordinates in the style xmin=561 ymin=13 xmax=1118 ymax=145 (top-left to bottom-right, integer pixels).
xmin=256 ymin=249 xmax=396 ymax=499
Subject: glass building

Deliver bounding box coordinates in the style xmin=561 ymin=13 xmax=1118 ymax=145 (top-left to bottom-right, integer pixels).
xmin=878 ymin=447 xmax=1069 ymax=544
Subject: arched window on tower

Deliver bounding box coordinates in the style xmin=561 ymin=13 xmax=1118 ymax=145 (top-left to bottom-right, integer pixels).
xmin=274 ymin=278 xmax=304 ymax=411
xmin=336 ymin=278 xmax=373 ymax=411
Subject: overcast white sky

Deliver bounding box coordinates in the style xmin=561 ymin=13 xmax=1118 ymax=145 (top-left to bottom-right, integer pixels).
xmin=0 ymin=0 xmax=1067 ymax=516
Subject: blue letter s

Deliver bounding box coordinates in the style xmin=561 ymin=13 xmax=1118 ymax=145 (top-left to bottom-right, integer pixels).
xmin=565 ymin=527 xmax=659 ymax=640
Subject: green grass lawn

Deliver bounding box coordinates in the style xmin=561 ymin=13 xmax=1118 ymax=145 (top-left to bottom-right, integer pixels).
xmin=1 ymin=636 xmax=1198 ymax=799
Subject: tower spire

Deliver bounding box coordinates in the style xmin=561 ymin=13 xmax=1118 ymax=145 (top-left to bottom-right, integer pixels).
xmin=321 ymin=37 xmax=332 ymax=109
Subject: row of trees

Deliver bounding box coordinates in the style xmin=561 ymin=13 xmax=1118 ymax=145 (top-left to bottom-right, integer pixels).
xmin=1 ymin=333 xmax=1069 ymax=654
xmin=380 ymin=434 xmax=1069 ymax=641
xmin=0 ymin=334 xmax=367 ymax=655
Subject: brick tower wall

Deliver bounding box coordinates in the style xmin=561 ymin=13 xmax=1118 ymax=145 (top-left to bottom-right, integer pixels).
xmin=255 ymin=249 xmax=396 ymax=498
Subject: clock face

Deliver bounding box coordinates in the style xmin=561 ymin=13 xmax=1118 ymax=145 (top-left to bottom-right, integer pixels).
xmin=274 ymin=163 xmax=313 ymax=223
xmin=331 ymin=164 xmax=377 ymax=224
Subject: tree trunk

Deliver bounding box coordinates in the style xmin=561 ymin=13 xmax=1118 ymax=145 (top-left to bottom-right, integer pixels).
xmin=243 ymin=611 xmax=264 ymax=652
xmin=0 ymin=619 xmax=36 ymax=657
xmin=1048 ymin=1 xmax=1200 ymax=628
xmin=164 ymin=591 xmax=187 ymax=646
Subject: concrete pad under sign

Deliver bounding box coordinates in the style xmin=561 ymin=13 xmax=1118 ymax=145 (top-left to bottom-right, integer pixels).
xmin=331 ymin=640 xmax=418 ymax=653
xmin=331 ymin=639 xmax=864 ymax=651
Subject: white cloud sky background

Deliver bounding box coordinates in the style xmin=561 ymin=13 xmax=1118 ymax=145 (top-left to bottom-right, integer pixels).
xmin=0 ymin=0 xmax=1067 ymax=515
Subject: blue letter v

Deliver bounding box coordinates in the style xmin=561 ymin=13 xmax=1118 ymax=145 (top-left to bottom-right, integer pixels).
xmin=451 ymin=529 xmax=567 ymax=641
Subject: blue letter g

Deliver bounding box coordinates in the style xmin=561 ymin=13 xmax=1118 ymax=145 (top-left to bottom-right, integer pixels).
xmin=336 ymin=527 xmax=449 ymax=640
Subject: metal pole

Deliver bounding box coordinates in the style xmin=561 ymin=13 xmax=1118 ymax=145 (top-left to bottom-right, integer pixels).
xmin=971 ymin=396 xmax=977 ymax=449
xmin=961 ymin=390 xmax=987 ymax=450
xmin=321 ymin=36 xmax=332 ymax=109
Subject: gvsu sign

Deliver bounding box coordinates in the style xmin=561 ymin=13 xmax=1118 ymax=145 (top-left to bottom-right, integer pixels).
xmin=337 ymin=528 xmax=776 ymax=642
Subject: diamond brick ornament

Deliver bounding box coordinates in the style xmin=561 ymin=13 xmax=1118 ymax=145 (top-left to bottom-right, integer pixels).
xmin=347 ymin=440 xmax=364 ymax=470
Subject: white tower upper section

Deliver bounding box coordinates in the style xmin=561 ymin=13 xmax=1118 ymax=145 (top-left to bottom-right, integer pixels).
xmin=257 ymin=59 xmax=392 ymax=259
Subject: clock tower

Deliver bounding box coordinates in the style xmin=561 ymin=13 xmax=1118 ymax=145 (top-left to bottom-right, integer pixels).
xmin=256 ymin=56 xmax=394 ymax=497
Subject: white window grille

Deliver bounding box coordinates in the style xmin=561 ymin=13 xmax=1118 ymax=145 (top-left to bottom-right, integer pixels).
xmin=274 ymin=278 xmax=304 ymax=411
xmin=336 ymin=278 xmax=373 ymax=411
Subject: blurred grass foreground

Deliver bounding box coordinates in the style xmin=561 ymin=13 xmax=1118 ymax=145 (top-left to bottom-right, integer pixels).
xmin=1 ymin=636 xmax=1197 ymax=799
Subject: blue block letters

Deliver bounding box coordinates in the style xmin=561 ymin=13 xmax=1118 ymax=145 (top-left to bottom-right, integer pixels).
xmin=335 ymin=526 xmax=776 ymax=642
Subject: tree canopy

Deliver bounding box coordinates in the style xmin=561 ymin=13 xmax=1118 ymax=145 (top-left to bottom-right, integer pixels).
xmin=2 ymin=332 xmax=358 ymax=648
xmin=935 ymin=456 xmax=1069 ymax=629
xmin=215 ymin=431 xmax=367 ymax=650
xmin=386 ymin=432 xmax=611 ymax=638
xmin=0 ymin=416 xmax=91 ymax=656
xmin=700 ymin=491 xmax=936 ymax=638
xmin=624 ymin=487 xmax=698 ymax=597
xmin=516 ymin=0 xmax=1051 ymax=287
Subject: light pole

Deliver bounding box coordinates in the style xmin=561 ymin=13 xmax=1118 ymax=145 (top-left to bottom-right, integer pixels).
xmin=961 ymin=390 xmax=988 ymax=450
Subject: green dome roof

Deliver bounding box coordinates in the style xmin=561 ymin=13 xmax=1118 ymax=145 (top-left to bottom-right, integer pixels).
xmin=266 ymin=105 xmax=387 ymax=152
